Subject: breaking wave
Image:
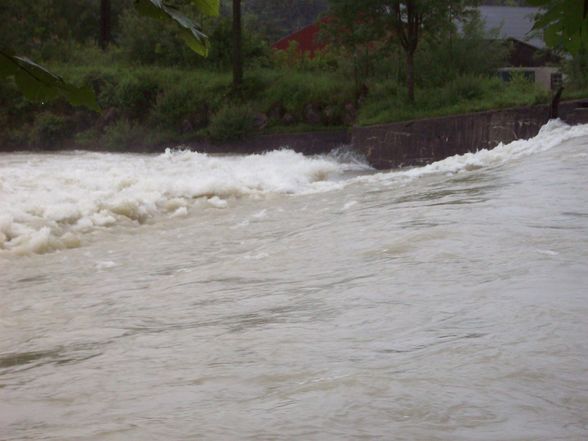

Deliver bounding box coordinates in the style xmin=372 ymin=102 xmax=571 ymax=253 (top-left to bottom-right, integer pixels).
xmin=365 ymin=119 xmax=588 ymax=184
xmin=0 ymin=149 xmax=367 ymax=255
xmin=1 ymin=120 xmax=587 ymax=255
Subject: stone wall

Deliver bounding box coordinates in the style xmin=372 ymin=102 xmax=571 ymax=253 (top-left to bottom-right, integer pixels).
xmin=352 ymin=100 xmax=588 ymax=170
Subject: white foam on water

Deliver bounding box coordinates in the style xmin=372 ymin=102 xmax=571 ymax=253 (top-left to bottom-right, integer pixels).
xmin=1 ymin=121 xmax=586 ymax=255
xmin=342 ymin=201 xmax=358 ymax=210
xmin=0 ymin=149 xmax=364 ymax=255
xmin=358 ymin=120 xmax=588 ymax=184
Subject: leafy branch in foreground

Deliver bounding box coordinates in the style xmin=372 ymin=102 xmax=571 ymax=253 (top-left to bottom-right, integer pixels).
xmin=1 ymin=0 xmax=220 ymax=110
xmin=0 ymin=49 xmax=99 ymax=111
xmin=134 ymin=0 xmax=220 ymax=57
xmin=528 ymin=0 xmax=588 ymax=54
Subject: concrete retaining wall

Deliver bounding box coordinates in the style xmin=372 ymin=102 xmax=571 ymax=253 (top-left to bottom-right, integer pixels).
xmin=352 ymin=100 xmax=588 ymax=170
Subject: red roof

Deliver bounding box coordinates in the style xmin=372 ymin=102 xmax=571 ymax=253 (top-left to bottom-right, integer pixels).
xmin=272 ymin=17 xmax=331 ymax=54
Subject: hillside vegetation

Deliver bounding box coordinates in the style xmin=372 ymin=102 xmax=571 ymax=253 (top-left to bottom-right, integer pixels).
xmin=1 ymin=0 xmax=586 ymax=150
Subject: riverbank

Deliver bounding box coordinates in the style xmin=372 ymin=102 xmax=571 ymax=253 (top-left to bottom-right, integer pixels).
xmin=1 ymin=64 xmax=570 ymax=153
xmin=353 ymin=99 xmax=588 ymax=169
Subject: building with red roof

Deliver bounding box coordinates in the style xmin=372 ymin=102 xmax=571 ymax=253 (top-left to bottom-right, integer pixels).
xmin=272 ymin=17 xmax=331 ymax=56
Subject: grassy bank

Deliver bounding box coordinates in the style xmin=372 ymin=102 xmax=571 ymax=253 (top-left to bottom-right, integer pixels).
xmin=0 ymin=64 xmax=356 ymax=150
xmin=3 ymin=1 xmax=588 ymax=152
xmin=1 ymin=63 xmax=586 ymax=151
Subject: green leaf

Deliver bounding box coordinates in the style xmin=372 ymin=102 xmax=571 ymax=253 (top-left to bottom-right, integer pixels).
xmin=134 ymin=0 xmax=210 ymax=56
xmin=533 ymin=6 xmax=561 ymax=29
xmin=189 ymin=0 xmax=220 ymax=17
xmin=0 ymin=50 xmax=99 ymax=111
xmin=0 ymin=49 xmax=18 ymax=77
xmin=531 ymin=0 xmax=588 ymax=54
xmin=543 ymin=24 xmax=560 ymax=47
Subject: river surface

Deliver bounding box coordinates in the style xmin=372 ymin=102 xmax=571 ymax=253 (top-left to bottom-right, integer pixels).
xmin=1 ymin=120 xmax=588 ymax=440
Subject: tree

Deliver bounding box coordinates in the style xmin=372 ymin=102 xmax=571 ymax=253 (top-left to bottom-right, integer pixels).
xmin=100 ymin=0 xmax=112 ymax=50
xmin=0 ymin=0 xmax=220 ymax=109
xmin=232 ymin=0 xmax=243 ymax=89
xmin=388 ymin=1 xmax=421 ymax=102
xmin=528 ymin=0 xmax=588 ymax=54
xmin=324 ymin=0 xmax=382 ymax=98
xmin=327 ymin=0 xmax=477 ymax=102
xmin=378 ymin=1 xmax=478 ymax=102
xmin=134 ymin=0 xmax=220 ymax=57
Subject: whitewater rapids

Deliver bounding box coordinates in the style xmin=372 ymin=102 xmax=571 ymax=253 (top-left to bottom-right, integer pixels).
xmin=1 ymin=120 xmax=588 ymax=440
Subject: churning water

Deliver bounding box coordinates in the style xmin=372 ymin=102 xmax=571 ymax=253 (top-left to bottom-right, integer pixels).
xmin=1 ymin=120 xmax=588 ymax=440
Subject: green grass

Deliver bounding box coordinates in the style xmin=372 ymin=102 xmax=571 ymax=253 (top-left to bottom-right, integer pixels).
xmin=562 ymin=88 xmax=588 ymax=101
xmin=3 ymin=63 xmax=585 ymax=151
xmin=358 ymin=75 xmax=550 ymax=126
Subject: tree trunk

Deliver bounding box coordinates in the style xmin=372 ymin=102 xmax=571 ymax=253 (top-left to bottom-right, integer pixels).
xmin=232 ymin=0 xmax=243 ymax=90
xmin=406 ymin=50 xmax=415 ymax=103
xmin=100 ymin=0 xmax=112 ymax=50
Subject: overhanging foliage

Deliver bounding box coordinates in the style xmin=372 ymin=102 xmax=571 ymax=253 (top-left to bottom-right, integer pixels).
xmin=528 ymin=0 xmax=588 ymax=54
xmin=0 ymin=49 xmax=98 ymax=111
xmin=134 ymin=0 xmax=220 ymax=57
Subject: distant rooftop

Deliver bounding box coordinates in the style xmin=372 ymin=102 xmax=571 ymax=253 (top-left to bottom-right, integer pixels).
xmin=478 ymin=6 xmax=543 ymax=48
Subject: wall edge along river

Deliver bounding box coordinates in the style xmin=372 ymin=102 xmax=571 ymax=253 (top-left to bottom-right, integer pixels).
xmin=352 ymin=99 xmax=588 ymax=170
xmin=2 ymin=100 xmax=587 ymax=169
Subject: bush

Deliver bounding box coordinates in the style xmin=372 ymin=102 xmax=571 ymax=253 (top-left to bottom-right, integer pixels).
xmin=74 ymin=128 xmax=101 ymax=148
xmin=150 ymin=72 xmax=231 ymax=130
xmin=358 ymin=74 xmax=550 ymax=126
xmin=445 ymin=76 xmax=486 ymax=102
xmin=115 ymin=74 xmax=161 ymax=121
xmin=102 ymin=119 xmax=146 ymax=150
xmin=118 ymin=10 xmax=196 ymax=67
xmin=208 ymin=105 xmax=255 ymax=142
xmin=414 ymin=14 xmax=508 ymax=88
xmin=262 ymin=71 xmax=353 ymax=117
xmin=152 ymin=83 xmax=209 ymax=131
xmin=564 ymin=52 xmax=588 ymax=92
xmin=30 ymin=113 xmax=71 ymax=149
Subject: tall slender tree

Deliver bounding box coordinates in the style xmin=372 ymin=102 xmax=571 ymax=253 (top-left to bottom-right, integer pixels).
xmin=100 ymin=0 xmax=112 ymax=50
xmin=232 ymin=0 xmax=243 ymax=89
xmin=328 ymin=0 xmax=477 ymax=103
xmin=389 ymin=1 xmax=421 ymax=102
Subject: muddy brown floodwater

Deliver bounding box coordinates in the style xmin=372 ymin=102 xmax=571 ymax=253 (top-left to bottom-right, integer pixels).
xmin=1 ymin=121 xmax=588 ymax=440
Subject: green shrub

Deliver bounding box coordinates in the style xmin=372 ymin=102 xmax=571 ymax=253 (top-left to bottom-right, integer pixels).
xmin=208 ymin=105 xmax=255 ymax=142
xmin=0 ymin=78 xmax=38 ymax=124
xmin=370 ymin=78 xmax=400 ymax=98
xmin=30 ymin=113 xmax=71 ymax=149
xmin=102 ymin=119 xmax=146 ymax=150
xmin=262 ymin=71 xmax=353 ymax=116
xmin=152 ymin=84 xmax=208 ymax=130
xmin=118 ymin=10 xmax=196 ymax=67
xmin=115 ymin=74 xmax=161 ymax=121
xmin=78 ymin=69 xmax=120 ymax=109
xmin=446 ymin=76 xmax=487 ymax=102
xmin=150 ymin=72 xmax=231 ymax=130
xmin=74 ymin=128 xmax=101 ymax=148
xmin=565 ymin=52 xmax=588 ymax=92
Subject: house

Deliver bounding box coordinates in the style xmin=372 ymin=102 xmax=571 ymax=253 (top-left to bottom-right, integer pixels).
xmin=478 ymin=6 xmax=562 ymax=90
xmin=272 ymin=6 xmax=562 ymax=89
xmin=272 ymin=17 xmax=330 ymax=56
